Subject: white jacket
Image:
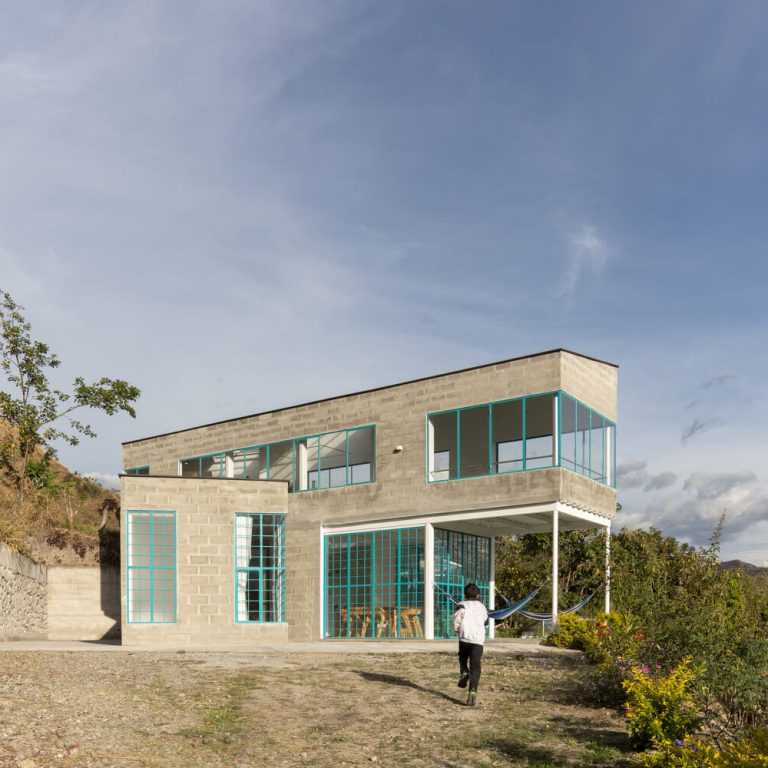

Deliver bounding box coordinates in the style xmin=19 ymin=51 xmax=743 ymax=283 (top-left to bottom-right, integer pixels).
xmin=453 ymin=600 xmax=488 ymax=646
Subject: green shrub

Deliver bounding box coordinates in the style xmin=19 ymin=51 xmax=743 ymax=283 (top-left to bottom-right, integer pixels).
xmin=547 ymin=613 xmax=597 ymax=650
xmin=623 ymin=657 xmax=700 ymax=749
xmin=637 ymin=729 xmax=768 ymax=767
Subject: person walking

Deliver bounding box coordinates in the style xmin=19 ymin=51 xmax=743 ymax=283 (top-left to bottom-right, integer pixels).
xmin=453 ymin=583 xmax=488 ymax=706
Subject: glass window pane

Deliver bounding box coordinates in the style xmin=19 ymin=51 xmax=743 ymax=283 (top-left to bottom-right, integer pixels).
xmin=492 ymin=400 xmax=523 ymax=473
xmin=200 ymin=455 xmax=219 ymax=478
xmin=525 ymin=394 xmax=555 ymax=469
xmin=243 ymin=448 xmax=267 ymax=480
xmin=320 ymin=431 xmax=347 ymax=487
xmin=576 ymin=403 xmax=591 ymax=476
xmin=430 ymin=412 xmax=457 ymax=481
xmin=590 ymin=412 xmax=605 ymax=482
xmin=559 ymin=394 xmax=577 ymax=471
xmin=351 ymin=462 xmax=371 ymax=484
xmin=268 ymin=441 xmax=294 ymax=490
xmin=459 ymin=406 xmax=489 ymax=478
xmin=348 ymin=427 xmax=374 ymax=482
xmin=180 ymin=458 xmax=199 ymax=477
xmin=606 ymin=422 xmax=616 ymax=487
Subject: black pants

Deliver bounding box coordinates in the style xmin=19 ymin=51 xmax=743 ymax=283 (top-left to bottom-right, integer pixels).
xmin=458 ymin=641 xmax=483 ymax=691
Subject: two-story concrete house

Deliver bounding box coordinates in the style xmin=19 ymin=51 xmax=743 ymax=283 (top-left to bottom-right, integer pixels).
xmin=120 ymin=348 xmax=617 ymax=646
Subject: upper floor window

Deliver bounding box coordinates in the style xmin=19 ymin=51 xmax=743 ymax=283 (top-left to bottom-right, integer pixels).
xmin=125 ymin=466 xmax=150 ymax=476
xmin=179 ymin=425 xmax=375 ymax=493
xmin=427 ymin=392 xmax=615 ymax=487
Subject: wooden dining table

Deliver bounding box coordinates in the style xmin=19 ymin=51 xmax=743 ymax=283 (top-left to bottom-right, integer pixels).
xmin=338 ymin=605 xmax=423 ymax=638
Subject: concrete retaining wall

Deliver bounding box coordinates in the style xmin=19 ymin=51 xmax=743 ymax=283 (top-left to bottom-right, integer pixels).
xmin=47 ymin=566 xmax=121 ymax=640
xmin=0 ymin=542 xmax=47 ymax=640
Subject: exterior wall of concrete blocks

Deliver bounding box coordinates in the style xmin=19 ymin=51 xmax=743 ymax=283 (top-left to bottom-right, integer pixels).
xmin=120 ymin=349 xmax=618 ymax=646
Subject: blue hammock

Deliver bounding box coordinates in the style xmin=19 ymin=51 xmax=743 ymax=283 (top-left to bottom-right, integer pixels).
xmin=432 ymin=583 xmax=542 ymax=621
xmin=516 ymin=590 xmax=596 ymax=621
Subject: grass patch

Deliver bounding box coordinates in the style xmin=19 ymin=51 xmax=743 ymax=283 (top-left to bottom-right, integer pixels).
xmin=182 ymin=673 xmax=261 ymax=752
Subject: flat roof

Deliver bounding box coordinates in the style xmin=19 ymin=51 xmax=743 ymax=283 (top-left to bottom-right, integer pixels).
xmin=123 ymin=348 xmax=618 ymax=446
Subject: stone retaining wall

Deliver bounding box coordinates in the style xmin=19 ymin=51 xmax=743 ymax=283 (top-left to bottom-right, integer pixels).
xmin=0 ymin=542 xmax=47 ymax=640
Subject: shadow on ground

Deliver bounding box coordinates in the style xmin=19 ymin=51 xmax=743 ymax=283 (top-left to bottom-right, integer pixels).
xmin=354 ymin=670 xmax=465 ymax=706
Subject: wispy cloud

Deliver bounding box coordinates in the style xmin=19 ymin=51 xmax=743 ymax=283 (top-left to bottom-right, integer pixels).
xmin=701 ymin=374 xmax=736 ymax=390
xmin=681 ymin=417 xmax=722 ymax=446
xmin=560 ymin=224 xmax=610 ymax=297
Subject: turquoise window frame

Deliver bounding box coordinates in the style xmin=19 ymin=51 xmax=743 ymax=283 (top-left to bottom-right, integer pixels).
xmin=179 ymin=424 xmax=376 ymax=493
xmin=125 ymin=466 xmax=150 ymax=476
xmin=323 ymin=526 xmax=424 ymax=640
xmin=427 ymin=391 xmax=616 ymax=488
xmin=234 ymin=513 xmax=286 ymax=624
xmin=126 ymin=510 xmax=176 ymax=624
xmin=433 ymin=528 xmax=491 ymax=640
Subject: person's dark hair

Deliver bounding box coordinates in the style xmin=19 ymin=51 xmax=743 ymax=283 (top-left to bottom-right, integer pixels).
xmin=464 ymin=583 xmax=480 ymax=600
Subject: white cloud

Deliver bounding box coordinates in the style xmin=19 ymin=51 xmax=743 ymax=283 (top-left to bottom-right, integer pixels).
xmin=622 ymin=470 xmax=768 ymax=551
xmin=560 ymin=224 xmax=610 ymax=297
xmin=617 ymin=460 xmax=648 ymax=489
xmin=83 ymin=472 xmax=120 ymax=490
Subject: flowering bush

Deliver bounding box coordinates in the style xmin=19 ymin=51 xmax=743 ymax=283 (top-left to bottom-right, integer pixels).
xmin=623 ymin=657 xmax=700 ymax=749
xmin=636 ymin=728 xmax=768 ymax=767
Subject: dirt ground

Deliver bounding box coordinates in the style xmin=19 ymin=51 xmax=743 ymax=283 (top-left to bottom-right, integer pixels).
xmin=0 ymin=649 xmax=633 ymax=768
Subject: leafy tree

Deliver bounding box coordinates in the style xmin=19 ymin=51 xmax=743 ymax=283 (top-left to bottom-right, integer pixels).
xmin=0 ymin=289 xmax=140 ymax=513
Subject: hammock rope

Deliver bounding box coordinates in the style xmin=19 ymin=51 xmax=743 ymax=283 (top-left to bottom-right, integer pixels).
xmin=433 ymin=583 xmax=598 ymax=623
xmin=432 ymin=583 xmax=542 ymax=621
xmin=516 ymin=590 xmax=596 ymax=621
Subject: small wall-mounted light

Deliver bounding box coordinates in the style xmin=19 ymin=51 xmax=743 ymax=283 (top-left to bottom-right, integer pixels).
xmin=393 ymin=445 xmax=404 ymax=453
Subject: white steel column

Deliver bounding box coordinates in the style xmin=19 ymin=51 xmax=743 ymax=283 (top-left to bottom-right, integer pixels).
xmin=552 ymin=393 xmax=559 ymax=466
xmin=605 ymin=521 xmax=612 ymax=613
xmin=552 ymin=509 xmax=559 ymax=626
xmin=489 ymin=537 xmax=496 ymax=639
xmin=424 ymin=523 xmax=435 ymax=640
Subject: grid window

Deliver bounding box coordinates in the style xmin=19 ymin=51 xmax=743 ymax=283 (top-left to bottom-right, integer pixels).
xmin=127 ymin=510 xmax=176 ymax=623
xmin=180 ymin=425 xmax=375 ymax=493
xmin=235 ymin=514 xmax=286 ymax=623
xmin=324 ymin=528 xmax=424 ymax=639
xmin=433 ymin=528 xmax=491 ymax=640
xmin=428 ymin=392 xmax=615 ymax=488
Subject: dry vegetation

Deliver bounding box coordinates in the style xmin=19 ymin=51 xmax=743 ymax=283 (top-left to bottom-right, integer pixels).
xmin=0 ymin=420 xmax=119 ymax=563
xmin=0 ymin=649 xmax=633 ymax=768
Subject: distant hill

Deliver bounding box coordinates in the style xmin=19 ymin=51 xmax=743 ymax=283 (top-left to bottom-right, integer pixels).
xmin=720 ymin=559 xmax=768 ymax=576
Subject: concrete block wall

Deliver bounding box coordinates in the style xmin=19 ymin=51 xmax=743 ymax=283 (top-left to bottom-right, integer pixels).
xmin=123 ymin=350 xmax=618 ymax=522
xmin=47 ymin=566 xmax=120 ymax=640
xmin=120 ymin=350 xmax=619 ymax=644
xmin=121 ymin=476 xmax=291 ymax=645
xmin=0 ymin=542 xmax=47 ymax=640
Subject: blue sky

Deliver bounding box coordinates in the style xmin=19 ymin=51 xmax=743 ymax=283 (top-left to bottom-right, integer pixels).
xmin=1 ymin=1 xmax=767 ymax=563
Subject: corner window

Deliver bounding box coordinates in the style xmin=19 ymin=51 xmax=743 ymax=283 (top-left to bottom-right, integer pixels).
xmin=235 ymin=514 xmax=286 ymax=623
xmin=428 ymin=392 xmax=615 ymax=487
xmin=125 ymin=466 xmax=150 ymax=476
